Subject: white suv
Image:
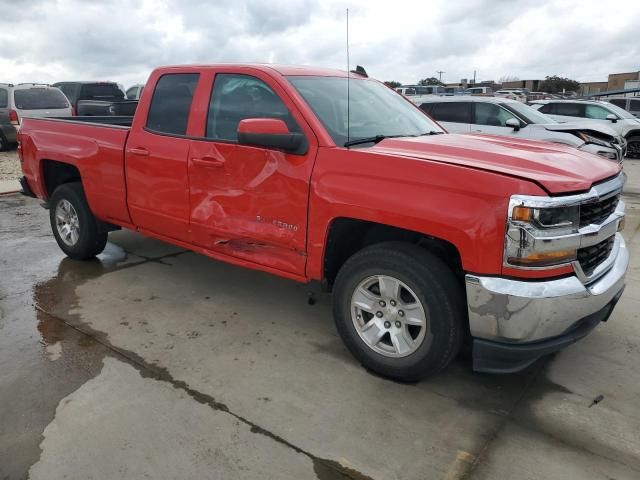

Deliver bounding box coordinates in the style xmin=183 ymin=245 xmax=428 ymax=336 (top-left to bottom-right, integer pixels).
xmin=419 ymin=96 xmax=625 ymax=162
xmin=530 ymin=99 xmax=640 ymax=157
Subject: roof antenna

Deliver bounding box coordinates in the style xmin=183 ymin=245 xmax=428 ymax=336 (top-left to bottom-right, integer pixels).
xmin=346 ymin=7 xmax=350 ymax=147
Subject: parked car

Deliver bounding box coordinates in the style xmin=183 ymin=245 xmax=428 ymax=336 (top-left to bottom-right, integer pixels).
xmin=0 ymin=83 xmax=72 ymax=149
xmin=53 ymin=81 xmax=138 ymax=116
xmin=126 ymin=84 xmax=145 ymax=100
xmin=419 ymin=96 xmax=625 ymax=162
xmin=530 ymin=99 xmax=640 ymax=157
xmin=465 ymin=86 xmax=493 ymax=95
xmin=608 ymin=97 xmax=640 ymax=118
xmin=0 ymin=83 xmax=17 ymax=150
xmin=494 ymin=89 xmax=527 ymax=102
xmin=18 ymin=64 xmax=627 ymax=380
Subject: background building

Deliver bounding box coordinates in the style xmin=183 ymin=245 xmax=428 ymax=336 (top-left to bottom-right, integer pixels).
xmin=579 ymin=81 xmax=608 ymax=95
xmin=501 ymin=79 xmax=542 ymax=91
xmin=607 ymin=71 xmax=640 ymax=90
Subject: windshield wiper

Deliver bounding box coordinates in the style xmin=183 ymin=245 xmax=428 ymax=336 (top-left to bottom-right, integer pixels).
xmin=343 ymin=131 xmax=442 ymax=148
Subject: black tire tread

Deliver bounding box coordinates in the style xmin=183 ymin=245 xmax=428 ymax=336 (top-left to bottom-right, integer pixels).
xmin=332 ymin=241 xmax=465 ymax=381
xmin=49 ymin=182 xmax=107 ymax=260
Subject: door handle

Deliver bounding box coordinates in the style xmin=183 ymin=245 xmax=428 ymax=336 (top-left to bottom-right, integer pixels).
xmin=192 ymin=156 xmax=225 ymax=168
xmin=128 ymin=147 xmax=149 ymax=156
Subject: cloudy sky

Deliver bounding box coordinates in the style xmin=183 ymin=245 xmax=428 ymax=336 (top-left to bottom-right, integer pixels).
xmin=1 ymin=0 xmax=638 ymax=88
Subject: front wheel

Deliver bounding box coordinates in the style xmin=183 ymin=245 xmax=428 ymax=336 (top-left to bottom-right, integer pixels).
xmin=332 ymin=242 xmax=465 ymax=381
xmin=49 ymin=182 xmax=107 ymax=260
xmin=626 ymin=136 xmax=640 ymax=159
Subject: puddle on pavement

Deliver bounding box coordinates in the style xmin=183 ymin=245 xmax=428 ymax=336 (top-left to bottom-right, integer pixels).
xmin=0 ymin=197 xmax=134 ymax=480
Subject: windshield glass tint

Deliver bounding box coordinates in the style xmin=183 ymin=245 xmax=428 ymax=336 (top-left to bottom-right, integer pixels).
xmin=502 ymin=102 xmax=556 ymax=124
xmin=13 ymin=88 xmax=69 ymax=110
xmin=287 ymin=76 xmax=443 ymax=146
xmin=604 ymin=102 xmax=636 ymax=119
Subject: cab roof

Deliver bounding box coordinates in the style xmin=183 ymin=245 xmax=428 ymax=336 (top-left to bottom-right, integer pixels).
xmin=156 ymin=63 xmax=363 ymax=78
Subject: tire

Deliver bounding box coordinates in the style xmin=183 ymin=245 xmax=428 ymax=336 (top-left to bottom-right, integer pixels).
xmin=626 ymin=136 xmax=640 ymax=159
xmin=333 ymin=242 xmax=465 ymax=381
xmin=0 ymin=131 xmax=8 ymax=152
xmin=49 ymin=182 xmax=107 ymax=260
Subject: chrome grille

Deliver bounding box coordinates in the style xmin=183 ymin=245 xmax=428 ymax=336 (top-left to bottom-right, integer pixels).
xmin=580 ymin=195 xmax=619 ymax=228
xmin=577 ymin=236 xmax=615 ymax=277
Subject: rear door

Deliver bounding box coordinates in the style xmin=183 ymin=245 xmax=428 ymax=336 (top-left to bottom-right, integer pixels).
xmin=420 ymin=102 xmax=471 ymax=133
xmin=186 ymin=69 xmax=318 ymax=275
xmin=125 ymin=71 xmax=200 ymax=241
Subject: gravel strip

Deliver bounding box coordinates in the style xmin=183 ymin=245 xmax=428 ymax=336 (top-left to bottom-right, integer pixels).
xmin=0 ymin=150 xmax=21 ymax=181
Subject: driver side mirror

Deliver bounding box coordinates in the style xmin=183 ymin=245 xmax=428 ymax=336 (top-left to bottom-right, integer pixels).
xmin=505 ymin=118 xmax=521 ymax=131
xmin=606 ymin=113 xmax=618 ymax=123
xmin=237 ymin=118 xmax=307 ymax=155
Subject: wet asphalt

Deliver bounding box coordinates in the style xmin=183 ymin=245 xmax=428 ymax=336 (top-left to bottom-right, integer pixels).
xmin=1 ymin=181 xmax=640 ymax=479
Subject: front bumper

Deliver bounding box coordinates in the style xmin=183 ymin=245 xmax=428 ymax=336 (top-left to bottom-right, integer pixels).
xmin=466 ymin=233 xmax=628 ymax=373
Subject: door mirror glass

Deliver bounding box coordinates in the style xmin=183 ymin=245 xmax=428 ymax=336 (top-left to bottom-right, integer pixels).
xmin=237 ymin=118 xmax=307 ymax=154
xmin=606 ymin=113 xmax=618 ymax=123
xmin=505 ymin=118 xmax=521 ymax=130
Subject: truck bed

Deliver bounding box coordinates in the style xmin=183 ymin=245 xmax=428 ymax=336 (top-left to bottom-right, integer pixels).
xmin=18 ymin=116 xmax=132 ymax=225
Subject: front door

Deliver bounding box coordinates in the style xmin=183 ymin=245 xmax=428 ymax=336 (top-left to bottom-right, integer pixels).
xmin=125 ymin=72 xmax=200 ymax=242
xmin=188 ymin=71 xmax=317 ymax=276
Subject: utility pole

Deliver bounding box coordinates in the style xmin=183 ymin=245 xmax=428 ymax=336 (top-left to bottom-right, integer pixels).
xmin=473 ymin=70 xmax=477 ymax=85
xmin=436 ymin=70 xmax=445 ymax=82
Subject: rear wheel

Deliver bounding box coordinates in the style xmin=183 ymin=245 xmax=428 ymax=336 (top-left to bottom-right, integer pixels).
xmin=49 ymin=182 xmax=107 ymax=260
xmin=332 ymin=242 xmax=465 ymax=381
xmin=0 ymin=132 xmax=8 ymax=151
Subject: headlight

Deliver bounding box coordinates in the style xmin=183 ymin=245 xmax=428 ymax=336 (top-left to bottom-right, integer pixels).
xmin=576 ymin=131 xmax=610 ymax=148
xmin=506 ymin=204 xmax=579 ymax=268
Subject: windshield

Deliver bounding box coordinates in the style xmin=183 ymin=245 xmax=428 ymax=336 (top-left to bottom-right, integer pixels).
xmin=13 ymin=88 xmax=69 ymax=110
xmin=287 ymin=76 xmax=443 ymax=146
xmin=604 ymin=102 xmax=637 ymax=120
xmin=502 ymin=102 xmax=556 ymax=124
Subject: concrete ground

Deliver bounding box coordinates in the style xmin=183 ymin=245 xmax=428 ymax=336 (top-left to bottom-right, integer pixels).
xmin=1 ymin=165 xmax=640 ymax=480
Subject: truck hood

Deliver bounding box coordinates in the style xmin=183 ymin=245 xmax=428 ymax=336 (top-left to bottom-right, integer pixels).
xmin=540 ymin=121 xmax=618 ymax=138
xmin=371 ymin=133 xmax=621 ymax=194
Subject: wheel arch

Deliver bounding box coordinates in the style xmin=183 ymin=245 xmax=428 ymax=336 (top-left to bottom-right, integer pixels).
xmin=40 ymin=159 xmax=82 ymax=199
xmin=322 ymin=217 xmax=463 ymax=290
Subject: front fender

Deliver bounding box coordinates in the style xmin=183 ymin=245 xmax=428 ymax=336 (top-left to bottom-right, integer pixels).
xmin=305 ymin=148 xmax=545 ymax=280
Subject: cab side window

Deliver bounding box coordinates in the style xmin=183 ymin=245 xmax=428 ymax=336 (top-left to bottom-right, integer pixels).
xmin=206 ymin=74 xmax=299 ymax=141
xmin=0 ymin=88 xmax=7 ymax=108
xmin=554 ymin=103 xmax=584 ymax=117
xmin=474 ymin=103 xmax=517 ymax=127
xmin=537 ymin=103 xmax=554 ymax=114
xmin=585 ymin=104 xmax=612 ymax=120
xmin=146 ymin=73 xmax=200 ymax=136
xmin=427 ymin=102 xmax=471 ymax=123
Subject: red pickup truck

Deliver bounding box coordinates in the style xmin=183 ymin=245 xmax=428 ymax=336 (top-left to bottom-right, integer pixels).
xmin=17 ymin=64 xmax=628 ymax=380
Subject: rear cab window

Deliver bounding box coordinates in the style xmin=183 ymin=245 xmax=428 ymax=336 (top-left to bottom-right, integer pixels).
xmin=80 ymin=83 xmax=124 ymax=100
xmin=13 ymin=88 xmax=69 ymax=110
xmin=145 ymin=73 xmax=200 ymax=135
xmin=0 ymin=88 xmax=7 ymax=108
